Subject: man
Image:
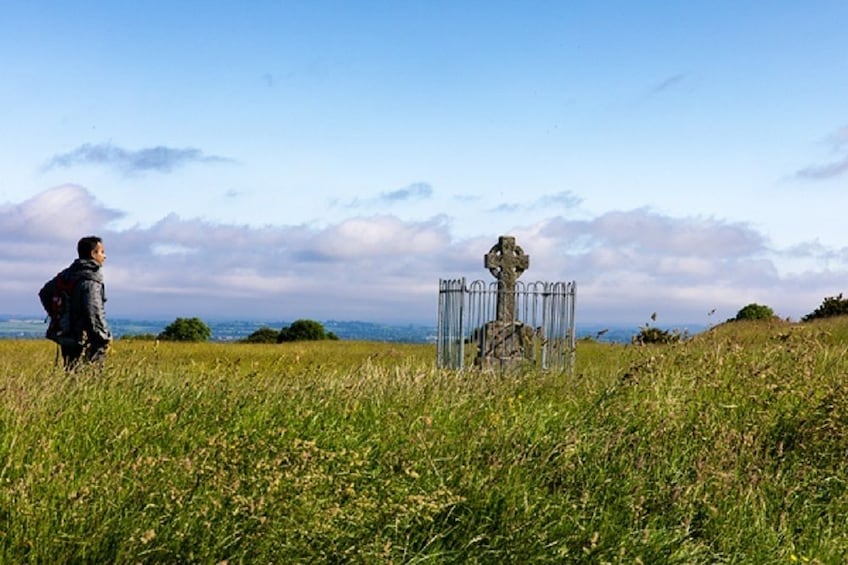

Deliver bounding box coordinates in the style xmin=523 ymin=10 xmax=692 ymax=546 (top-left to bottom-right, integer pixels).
xmin=58 ymin=236 xmax=112 ymax=369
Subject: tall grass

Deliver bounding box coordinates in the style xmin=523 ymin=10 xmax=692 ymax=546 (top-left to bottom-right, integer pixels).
xmin=2 ymin=321 xmax=848 ymax=562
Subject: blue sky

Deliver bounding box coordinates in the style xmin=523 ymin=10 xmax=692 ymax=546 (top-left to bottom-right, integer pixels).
xmin=2 ymin=1 xmax=847 ymax=325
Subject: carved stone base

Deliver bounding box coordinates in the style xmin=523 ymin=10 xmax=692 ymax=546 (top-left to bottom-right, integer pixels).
xmin=474 ymin=320 xmax=533 ymax=370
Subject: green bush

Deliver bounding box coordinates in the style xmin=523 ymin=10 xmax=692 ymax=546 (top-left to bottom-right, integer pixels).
xmin=157 ymin=317 xmax=212 ymax=342
xmin=803 ymin=293 xmax=848 ymax=322
xmin=277 ymin=319 xmax=338 ymax=343
xmin=734 ymin=303 xmax=776 ymax=321
xmin=241 ymin=327 xmax=280 ymax=344
xmin=632 ymin=326 xmax=685 ymax=345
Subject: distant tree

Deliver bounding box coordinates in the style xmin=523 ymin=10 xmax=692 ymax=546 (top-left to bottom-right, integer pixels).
xmin=157 ymin=317 xmax=212 ymax=342
xmin=802 ymin=293 xmax=848 ymax=322
xmin=242 ymin=327 xmax=280 ymax=344
xmin=277 ymin=319 xmax=339 ymax=343
xmin=734 ymin=303 xmax=776 ymax=321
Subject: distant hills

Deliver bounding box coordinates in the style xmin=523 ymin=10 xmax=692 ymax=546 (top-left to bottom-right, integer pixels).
xmin=0 ymin=317 xmax=438 ymax=343
xmin=0 ymin=316 xmax=706 ymax=344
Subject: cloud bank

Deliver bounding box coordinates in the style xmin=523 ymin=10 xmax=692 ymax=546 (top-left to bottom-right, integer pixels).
xmin=2 ymin=185 xmax=845 ymax=324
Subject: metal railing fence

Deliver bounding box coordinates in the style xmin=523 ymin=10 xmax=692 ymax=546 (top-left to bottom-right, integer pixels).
xmin=437 ymin=278 xmax=576 ymax=371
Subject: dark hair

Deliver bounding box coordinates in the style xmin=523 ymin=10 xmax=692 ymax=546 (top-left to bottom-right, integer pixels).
xmin=77 ymin=236 xmax=103 ymax=259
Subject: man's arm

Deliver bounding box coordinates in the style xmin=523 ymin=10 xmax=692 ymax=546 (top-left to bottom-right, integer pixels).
xmin=80 ymin=279 xmax=112 ymax=343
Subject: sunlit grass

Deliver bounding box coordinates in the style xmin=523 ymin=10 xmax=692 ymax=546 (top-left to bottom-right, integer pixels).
xmin=2 ymin=320 xmax=848 ymax=562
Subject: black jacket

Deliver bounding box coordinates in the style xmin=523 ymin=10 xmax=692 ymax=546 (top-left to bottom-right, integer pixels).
xmin=61 ymin=259 xmax=112 ymax=344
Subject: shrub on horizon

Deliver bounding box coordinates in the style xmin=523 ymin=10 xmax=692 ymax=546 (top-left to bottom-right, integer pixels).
xmin=632 ymin=326 xmax=686 ymax=345
xmin=802 ymin=293 xmax=848 ymax=322
xmin=734 ymin=303 xmax=776 ymax=321
xmin=241 ymin=327 xmax=280 ymax=344
xmin=157 ymin=317 xmax=212 ymax=342
xmin=277 ymin=319 xmax=339 ymax=343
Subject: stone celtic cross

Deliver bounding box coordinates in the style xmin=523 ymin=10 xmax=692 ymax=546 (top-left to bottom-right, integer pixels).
xmin=484 ymin=235 xmax=529 ymax=322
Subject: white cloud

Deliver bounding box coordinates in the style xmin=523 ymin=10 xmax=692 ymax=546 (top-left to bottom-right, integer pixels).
xmin=151 ymin=243 xmax=198 ymax=256
xmin=308 ymin=215 xmax=450 ymax=260
xmin=0 ymin=184 xmax=124 ymax=243
xmin=587 ymin=209 xmax=765 ymax=258
xmin=3 ymin=185 xmax=847 ymax=324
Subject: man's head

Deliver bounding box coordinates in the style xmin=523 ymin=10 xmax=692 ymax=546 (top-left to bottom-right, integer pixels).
xmin=77 ymin=236 xmax=106 ymax=266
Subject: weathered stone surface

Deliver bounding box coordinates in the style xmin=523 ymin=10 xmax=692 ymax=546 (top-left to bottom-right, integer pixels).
xmin=477 ymin=235 xmax=532 ymax=369
xmin=475 ymin=320 xmax=535 ymax=370
xmin=484 ymin=236 xmax=529 ymax=323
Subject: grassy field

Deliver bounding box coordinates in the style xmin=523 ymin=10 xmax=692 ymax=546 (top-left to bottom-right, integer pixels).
xmin=2 ymin=319 xmax=848 ymax=563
